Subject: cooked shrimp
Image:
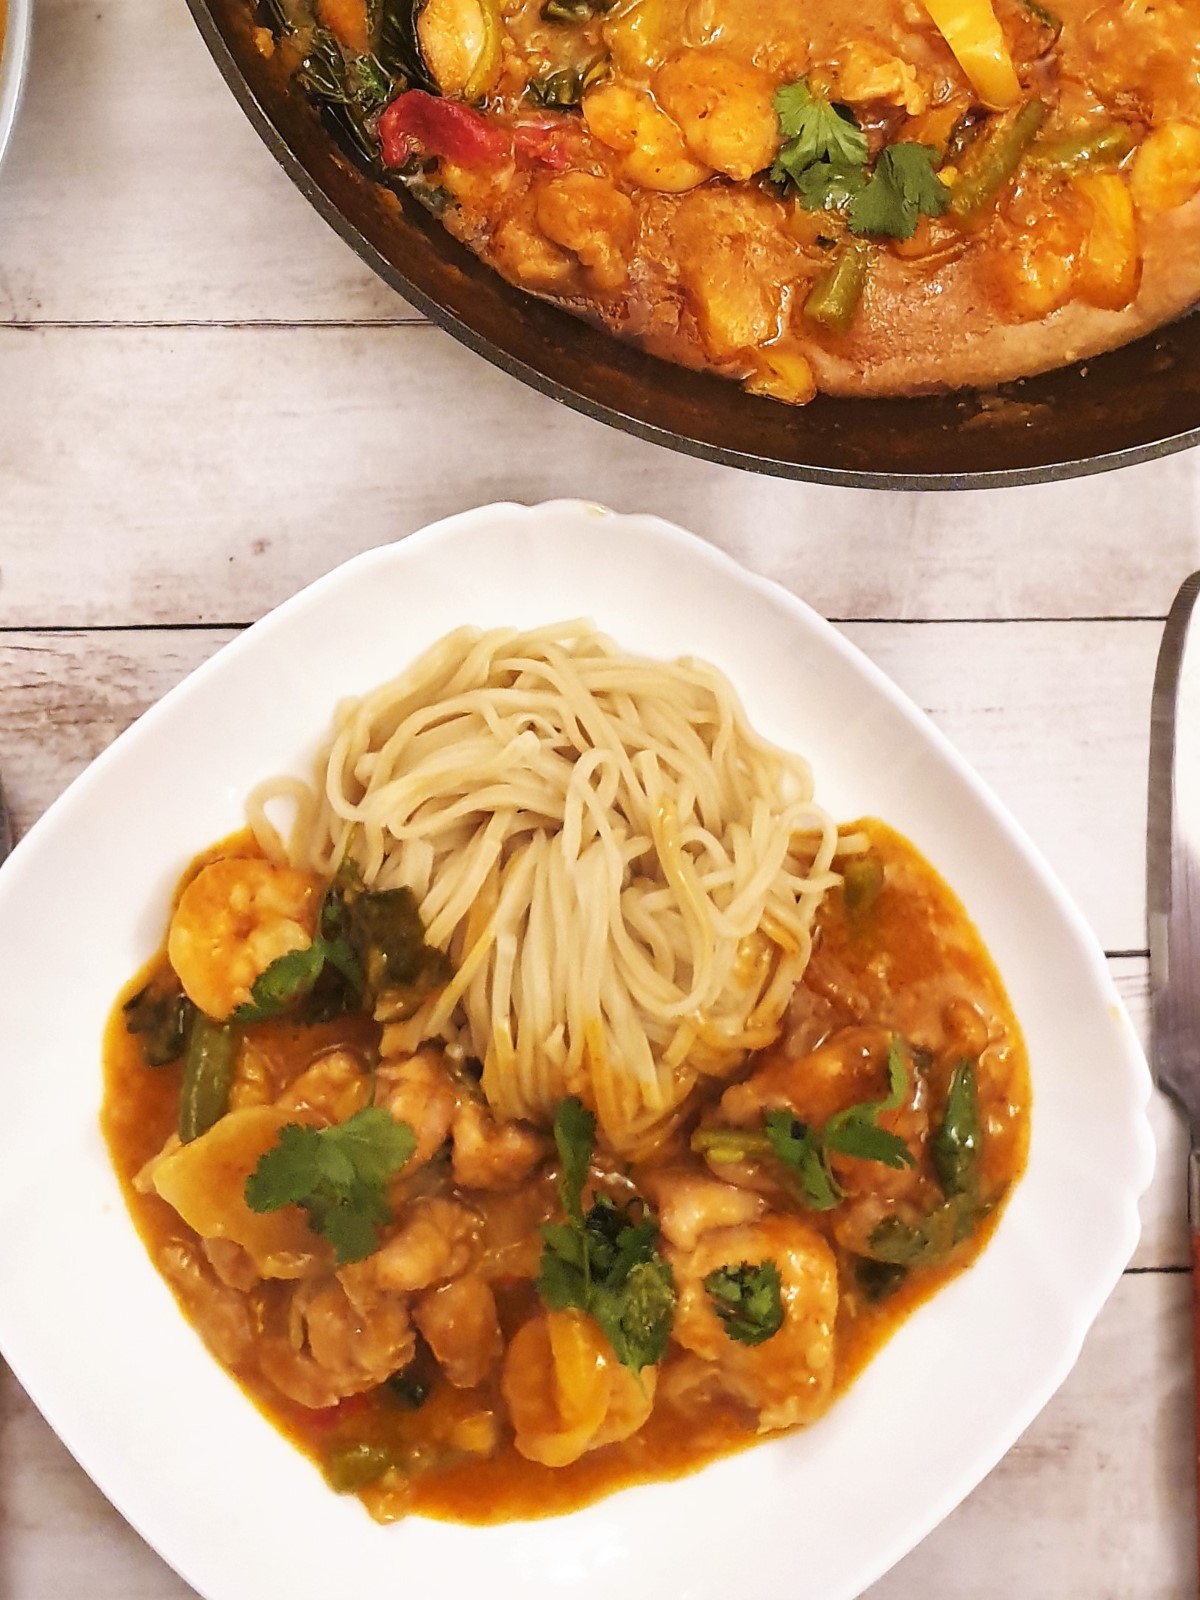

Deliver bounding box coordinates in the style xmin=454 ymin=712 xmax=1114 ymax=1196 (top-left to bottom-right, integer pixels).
xmin=259 ymin=1276 xmax=415 ymax=1409
xmin=502 ymin=1308 xmax=656 ymax=1467
xmin=414 ymin=1275 xmax=503 ymax=1388
xmin=639 ymin=1167 xmax=766 ymax=1251
xmin=168 ymin=857 xmax=322 ymax=1020
xmin=351 ymin=1198 xmax=479 ymax=1296
xmin=375 ymin=1048 xmax=459 ymax=1169
xmin=451 ymin=1096 xmax=546 ymax=1190
xmin=666 ymin=1214 xmax=837 ymax=1431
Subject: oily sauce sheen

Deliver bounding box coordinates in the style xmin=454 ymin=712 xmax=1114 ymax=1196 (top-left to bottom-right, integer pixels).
xmin=103 ymin=820 xmax=1029 ymax=1524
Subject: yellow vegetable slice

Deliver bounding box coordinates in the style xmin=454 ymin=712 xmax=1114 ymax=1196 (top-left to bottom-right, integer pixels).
xmin=417 ymin=0 xmax=503 ymax=102
xmin=921 ymin=0 xmax=1021 ymax=110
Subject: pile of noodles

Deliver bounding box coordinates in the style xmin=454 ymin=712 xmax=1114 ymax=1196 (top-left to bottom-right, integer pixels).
xmin=250 ymin=622 xmax=852 ymax=1154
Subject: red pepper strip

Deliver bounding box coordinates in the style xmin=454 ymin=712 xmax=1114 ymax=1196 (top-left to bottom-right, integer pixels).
xmin=513 ymin=120 xmax=573 ymax=171
xmin=379 ymin=90 xmax=511 ymax=168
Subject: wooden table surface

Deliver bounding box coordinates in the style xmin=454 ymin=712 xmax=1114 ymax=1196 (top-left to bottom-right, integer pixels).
xmin=1 ymin=1 xmax=1198 ymax=1594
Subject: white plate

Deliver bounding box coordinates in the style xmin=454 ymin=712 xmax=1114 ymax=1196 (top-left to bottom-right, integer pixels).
xmin=0 ymin=0 xmax=31 ymax=177
xmin=0 ymin=501 xmax=1154 ymax=1600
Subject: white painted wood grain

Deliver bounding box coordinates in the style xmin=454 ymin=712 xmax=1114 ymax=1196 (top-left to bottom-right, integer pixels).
xmin=0 ymin=330 xmax=1198 ymax=630
xmin=4 ymin=1272 xmax=1190 ymax=1600
xmin=0 ymin=0 xmax=407 ymax=325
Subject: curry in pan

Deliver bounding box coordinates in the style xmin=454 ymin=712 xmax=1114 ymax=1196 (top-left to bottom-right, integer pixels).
xmin=251 ymin=0 xmax=1200 ymax=404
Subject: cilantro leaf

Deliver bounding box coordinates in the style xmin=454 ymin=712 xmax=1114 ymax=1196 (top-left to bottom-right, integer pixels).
xmin=849 ymin=143 xmax=950 ymax=239
xmin=535 ymin=1099 xmax=675 ymax=1374
xmin=552 ymin=1095 xmax=596 ymax=1227
xmin=773 ymin=79 xmax=868 ymax=173
xmin=823 ymin=1036 xmax=916 ymax=1170
xmin=233 ymin=942 xmax=329 ymax=1023
xmin=792 ymin=159 xmax=868 ymax=212
xmin=932 ymin=1060 xmax=982 ymax=1198
xmin=704 ymin=1260 xmax=784 ymax=1346
xmin=764 ymin=1110 xmax=841 ymax=1210
xmin=244 ymin=1107 xmax=416 ymax=1264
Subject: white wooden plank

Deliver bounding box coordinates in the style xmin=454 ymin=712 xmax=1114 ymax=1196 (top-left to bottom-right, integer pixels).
xmin=0 ymin=0 xmax=407 ymax=324
xmin=0 ymin=326 xmax=1198 ymax=629
xmin=3 ymin=1272 xmax=1190 ymax=1599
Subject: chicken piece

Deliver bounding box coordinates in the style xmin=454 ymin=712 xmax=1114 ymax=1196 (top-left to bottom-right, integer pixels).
xmin=259 ymin=1276 xmax=415 ymax=1409
xmin=414 ymin=1275 xmax=504 ymax=1387
xmin=639 ymin=1167 xmax=766 ymax=1251
xmin=354 ymin=1197 xmax=480 ymax=1296
xmin=824 ymin=40 xmax=930 ymax=114
xmin=277 ymin=1048 xmax=371 ymax=1124
xmin=655 ymin=50 xmax=779 ymax=180
xmin=666 ymin=1215 xmax=837 ymax=1431
xmin=451 ymin=1096 xmax=547 ymax=1190
xmin=374 ymin=1048 xmax=459 ymax=1169
xmin=159 ymin=1238 xmax=257 ymax=1369
xmin=670 ymin=188 xmax=790 ymax=360
xmin=535 ymin=172 xmax=636 ymax=291
xmin=202 ymin=1237 xmax=260 ymax=1292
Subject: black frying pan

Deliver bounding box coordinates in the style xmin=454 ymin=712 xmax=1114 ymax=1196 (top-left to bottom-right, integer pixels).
xmin=187 ymin=0 xmax=1200 ymax=489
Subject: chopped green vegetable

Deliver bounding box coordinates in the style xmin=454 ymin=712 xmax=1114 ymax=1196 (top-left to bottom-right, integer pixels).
xmin=178 ymin=1018 xmax=237 ymax=1143
xmin=804 ymin=236 xmax=872 ymax=333
xmin=772 ymin=79 xmax=869 ymax=183
xmin=123 ymin=982 xmax=196 ymax=1067
xmin=1028 ymin=123 xmax=1135 ymax=176
xmin=864 ymin=1195 xmax=977 ymax=1267
xmin=842 ymin=852 xmax=885 ymax=920
xmin=1018 ymin=0 xmax=1062 ymax=39
xmin=540 ymin=0 xmax=612 ymax=20
xmin=932 ymin=1061 xmax=982 ymax=1198
xmin=385 ymin=1369 xmax=431 ymax=1409
xmin=375 ymin=0 xmax=438 ymax=90
xmin=849 ymin=143 xmax=950 ymax=239
xmin=704 ymin=1261 xmax=784 ymax=1345
xmin=536 ymin=1098 xmax=675 ymax=1373
xmin=793 ymin=160 xmax=868 ymax=212
xmin=245 ymin=1106 xmax=416 ymax=1264
xmin=526 ymin=56 xmax=606 ymax=107
xmin=823 ymin=1037 xmax=915 ymax=1170
xmin=325 ymin=1440 xmax=398 ymax=1492
xmin=347 ymin=880 xmax=453 ymax=1004
xmin=948 ymin=99 xmax=1046 ymax=226
xmin=855 ymin=1257 xmax=908 ymax=1303
xmin=233 ymin=873 xmax=449 ymax=1026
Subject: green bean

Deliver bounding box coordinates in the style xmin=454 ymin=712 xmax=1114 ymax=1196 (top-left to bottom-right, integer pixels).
xmin=325 ymin=1442 xmax=396 ymax=1493
xmin=690 ymin=1126 xmax=773 ymax=1163
xmin=948 ymin=98 xmax=1046 ymax=226
xmin=804 ymin=236 xmax=871 ymax=334
xmin=1028 ymin=122 xmax=1136 ymax=176
xmin=178 ymin=1016 xmax=237 ymax=1143
xmin=1019 ymin=0 xmax=1062 ymax=39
